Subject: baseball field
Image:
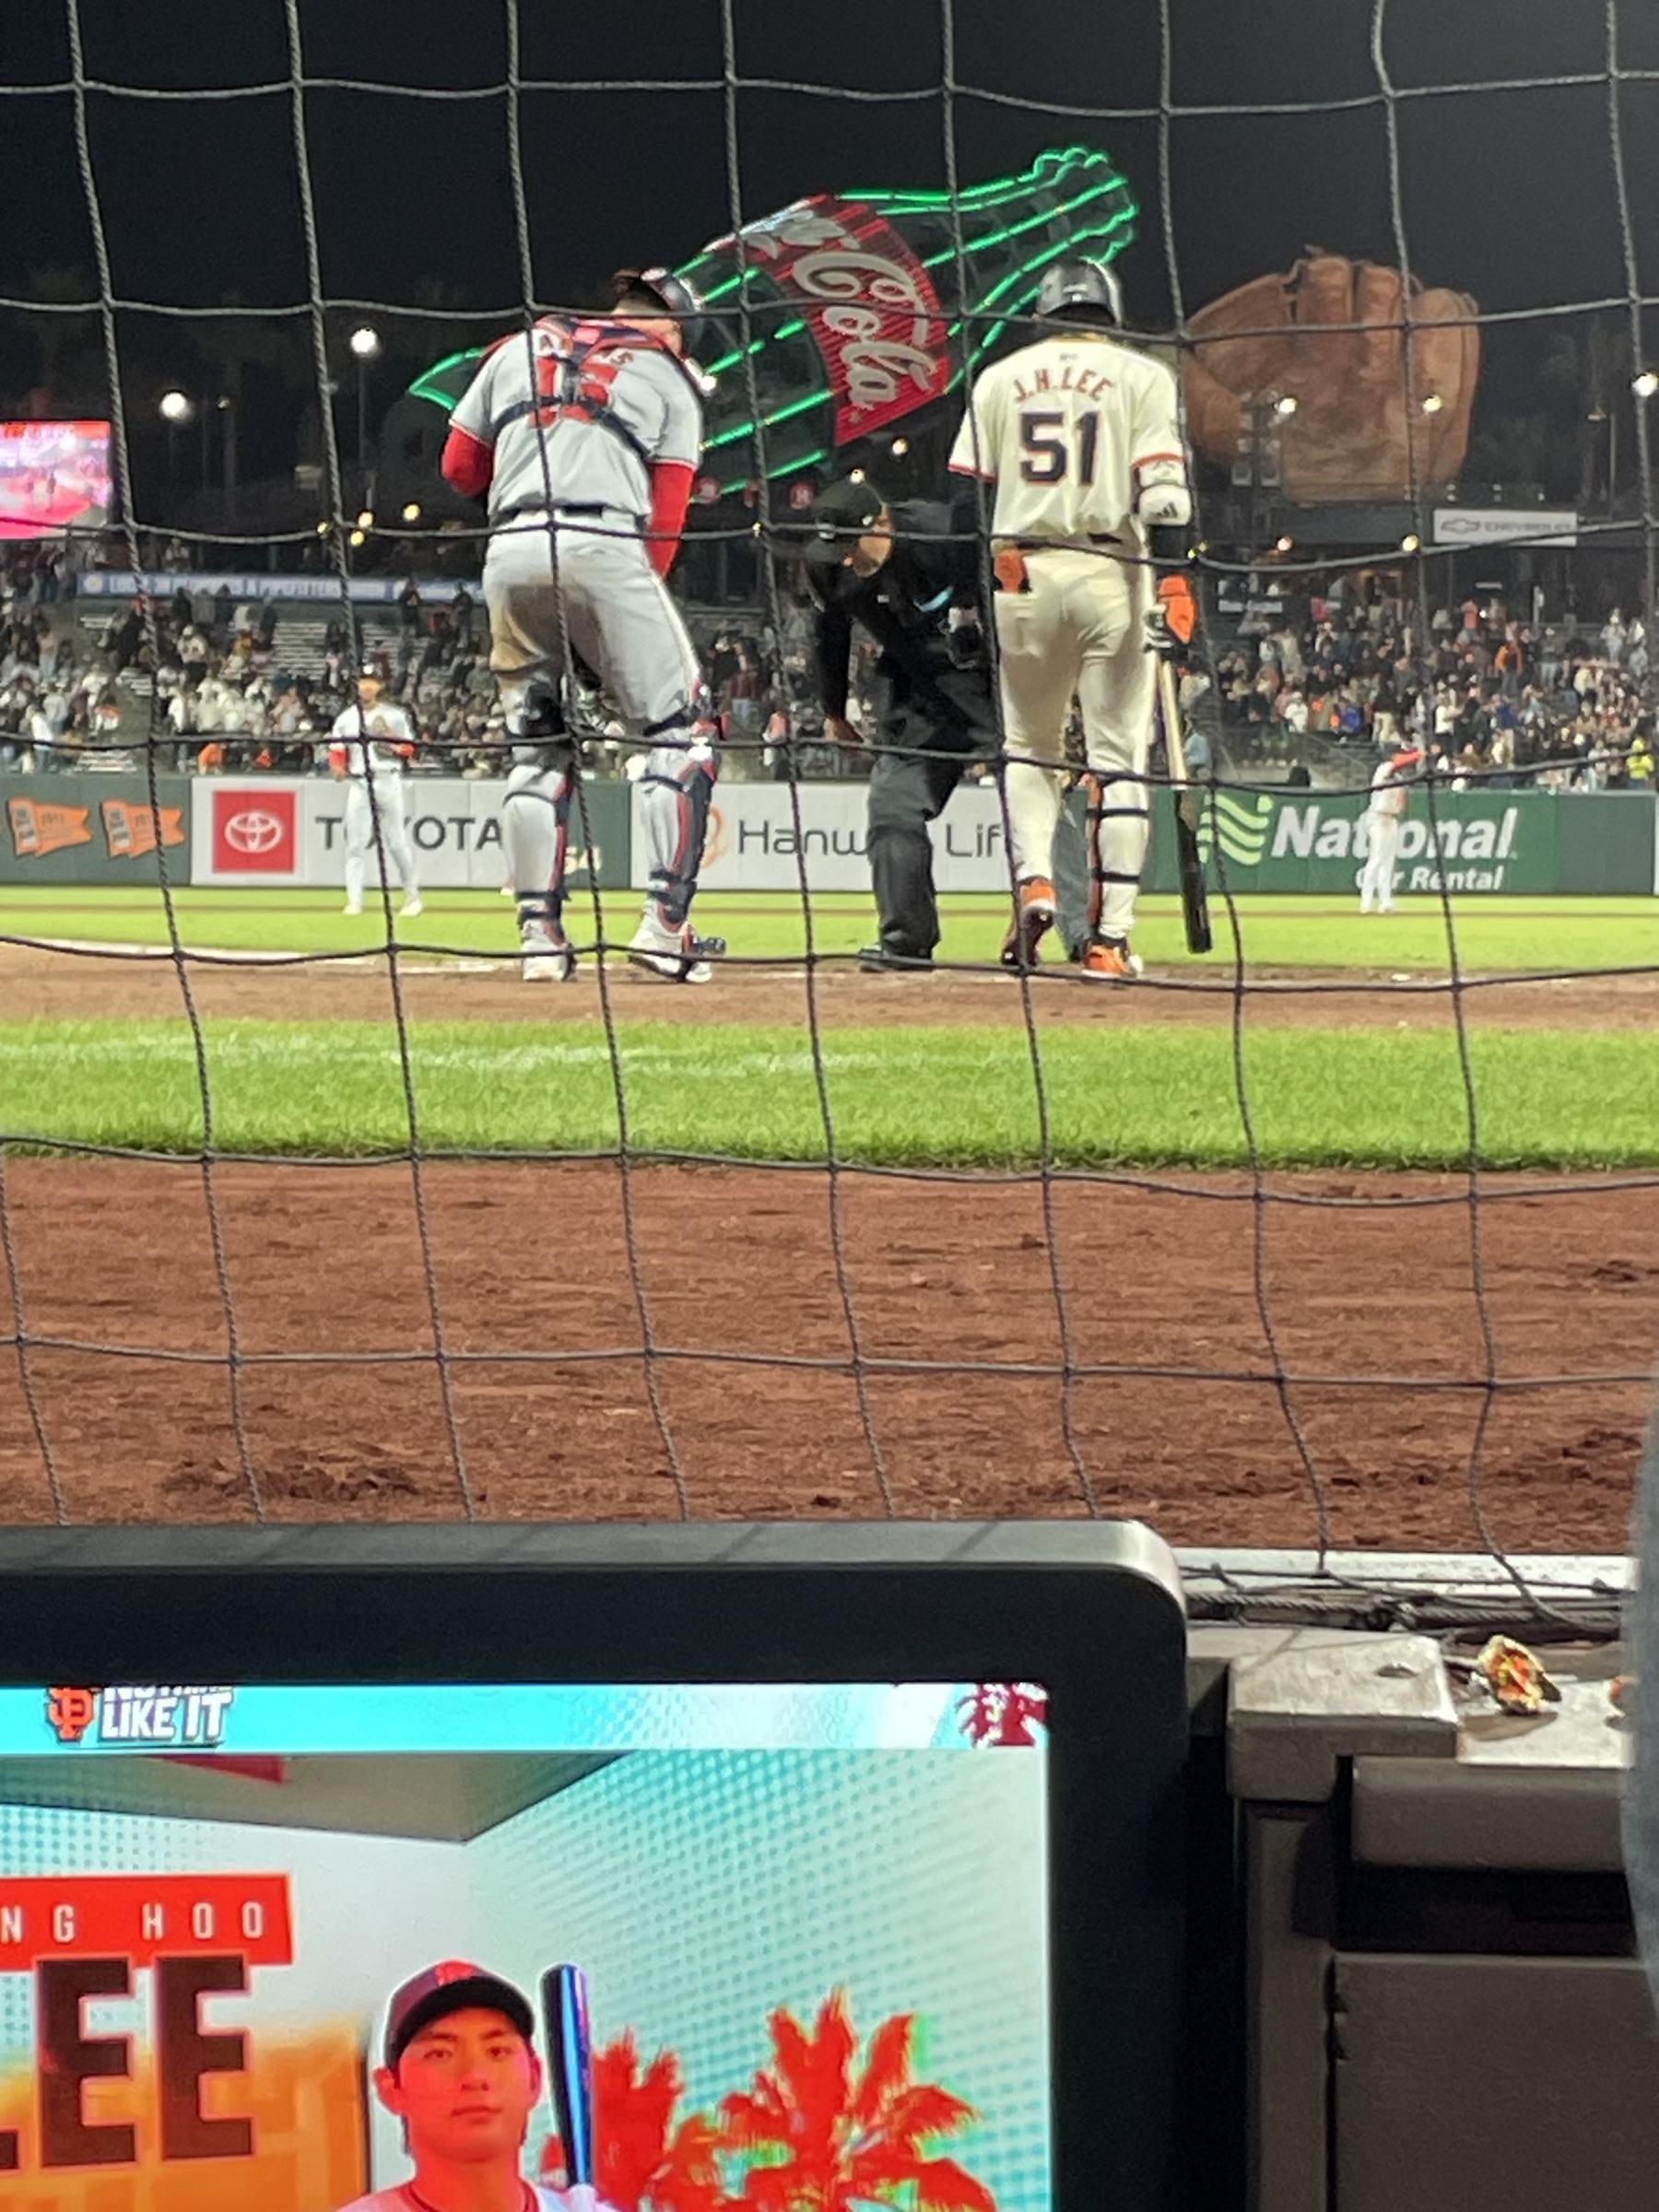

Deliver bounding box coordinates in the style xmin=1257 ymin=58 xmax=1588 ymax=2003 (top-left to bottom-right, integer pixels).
xmin=1 ymin=884 xmax=1654 ymax=1548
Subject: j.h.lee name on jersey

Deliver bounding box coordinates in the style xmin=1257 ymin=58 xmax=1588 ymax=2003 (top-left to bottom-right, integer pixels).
xmin=1006 ymin=361 xmax=1117 ymax=405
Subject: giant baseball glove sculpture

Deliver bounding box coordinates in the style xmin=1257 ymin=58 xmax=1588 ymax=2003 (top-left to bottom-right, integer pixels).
xmin=1181 ymin=251 xmax=1479 ymax=502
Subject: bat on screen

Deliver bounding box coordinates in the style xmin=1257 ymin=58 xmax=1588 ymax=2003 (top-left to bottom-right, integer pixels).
xmin=541 ymin=1964 xmax=595 ymax=2189
xmin=1156 ymin=657 xmax=1213 ymax=955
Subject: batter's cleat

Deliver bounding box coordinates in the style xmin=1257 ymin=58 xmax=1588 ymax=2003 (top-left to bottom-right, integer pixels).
xmin=401 ymin=896 xmax=424 ymax=918
xmin=1000 ymin=876 xmax=1056 ymax=971
xmin=628 ymin=921 xmax=724 ymax=984
xmin=1079 ymin=934 xmax=1142 ymax=980
xmin=342 ymin=900 xmax=364 ymax=916
xmin=500 ymin=881 xmax=516 ymax=898
xmin=520 ymin=917 xmax=575 ymax=984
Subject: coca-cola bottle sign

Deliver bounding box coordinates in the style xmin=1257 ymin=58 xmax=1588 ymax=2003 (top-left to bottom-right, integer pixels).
xmin=742 ymin=197 xmax=951 ymax=443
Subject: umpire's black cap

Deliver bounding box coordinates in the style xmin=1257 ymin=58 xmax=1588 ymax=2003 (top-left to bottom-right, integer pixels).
xmin=794 ymin=477 xmax=888 ymax=569
xmin=382 ymin=1959 xmax=535 ymax=2071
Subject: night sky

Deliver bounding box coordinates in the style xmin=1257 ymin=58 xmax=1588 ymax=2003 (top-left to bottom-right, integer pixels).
xmin=2 ymin=0 xmax=1656 ymax=480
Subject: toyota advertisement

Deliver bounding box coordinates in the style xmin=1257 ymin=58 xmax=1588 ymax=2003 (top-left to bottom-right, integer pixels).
xmin=187 ymin=779 xmax=629 ymax=890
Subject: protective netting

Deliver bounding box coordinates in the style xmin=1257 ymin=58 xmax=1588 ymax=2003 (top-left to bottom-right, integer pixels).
xmin=0 ymin=0 xmax=1654 ymax=1632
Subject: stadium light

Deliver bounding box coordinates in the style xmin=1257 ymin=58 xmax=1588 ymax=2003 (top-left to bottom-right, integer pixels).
xmin=1634 ymin=370 xmax=1659 ymax=400
xmin=356 ymin=509 xmax=373 ymax=529
xmin=348 ymin=528 xmax=367 ymax=547
xmin=316 ymin=521 xmax=331 ymax=535
xmin=348 ymin=326 xmax=382 ymax=360
xmin=402 ymin=501 xmax=421 ymax=523
xmin=890 ymin=436 xmax=910 ymax=455
xmin=159 ymin=390 xmax=193 ymax=424
xmin=1275 ymin=535 xmax=1295 ymax=553
xmin=1401 ymin=533 xmax=1421 ymax=553
xmin=1273 ymin=394 xmax=1298 ymax=418
xmin=1420 ymin=393 xmax=1445 ymax=416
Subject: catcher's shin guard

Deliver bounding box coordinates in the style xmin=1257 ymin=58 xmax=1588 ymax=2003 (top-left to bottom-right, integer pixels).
xmin=502 ymin=748 xmax=574 ymax=931
xmin=641 ymin=731 xmax=719 ymax=932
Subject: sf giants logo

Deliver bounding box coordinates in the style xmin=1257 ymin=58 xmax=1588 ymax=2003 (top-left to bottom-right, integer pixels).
xmin=47 ymin=1687 xmax=99 ymax=1742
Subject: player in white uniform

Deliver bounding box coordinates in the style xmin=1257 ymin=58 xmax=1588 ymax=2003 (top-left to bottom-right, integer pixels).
xmin=1359 ymin=745 xmax=1421 ymax=912
xmin=329 ymin=665 xmax=422 ymax=917
xmin=949 ymin=259 xmax=1196 ymax=978
xmin=330 ymin=1960 xmax=607 ymax=2212
xmin=441 ymin=269 xmax=724 ymax=985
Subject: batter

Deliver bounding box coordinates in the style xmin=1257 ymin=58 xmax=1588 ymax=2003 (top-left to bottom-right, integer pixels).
xmin=949 ymin=258 xmax=1196 ymax=979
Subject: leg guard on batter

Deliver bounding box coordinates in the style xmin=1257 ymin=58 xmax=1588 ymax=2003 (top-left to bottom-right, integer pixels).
xmin=501 ymin=745 xmax=574 ymax=935
xmin=1083 ymin=767 xmax=1151 ymax=944
xmin=639 ymin=727 xmax=718 ymax=935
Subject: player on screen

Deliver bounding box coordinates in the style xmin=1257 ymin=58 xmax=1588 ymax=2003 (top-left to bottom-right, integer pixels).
xmin=334 ymin=1960 xmax=603 ymax=2212
xmin=949 ymin=257 xmax=1196 ymax=980
xmin=329 ymin=665 xmax=423 ymax=920
xmin=441 ymin=271 xmax=724 ymax=986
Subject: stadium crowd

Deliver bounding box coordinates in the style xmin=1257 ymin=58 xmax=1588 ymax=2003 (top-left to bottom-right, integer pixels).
xmin=1221 ymin=573 xmax=1656 ymax=789
xmin=5 ymin=535 xmax=1655 ymax=793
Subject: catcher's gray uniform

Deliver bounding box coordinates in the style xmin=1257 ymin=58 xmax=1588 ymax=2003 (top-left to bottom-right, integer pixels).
xmin=447 ymin=319 xmax=714 ymax=963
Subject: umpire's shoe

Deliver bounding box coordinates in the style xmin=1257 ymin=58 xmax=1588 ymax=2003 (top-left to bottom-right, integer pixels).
xmin=857 ymin=943 xmax=935 ymax=975
xmin=629 ymin=920 xmax=725 ymax=984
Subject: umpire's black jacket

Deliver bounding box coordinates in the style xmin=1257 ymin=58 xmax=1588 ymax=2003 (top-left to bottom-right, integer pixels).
xmin=809 ymin=500 xmax=989 ymax=736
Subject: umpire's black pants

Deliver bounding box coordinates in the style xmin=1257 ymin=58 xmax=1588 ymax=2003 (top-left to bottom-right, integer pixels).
xmin=867 ymin=680 xmax=992 ymax=959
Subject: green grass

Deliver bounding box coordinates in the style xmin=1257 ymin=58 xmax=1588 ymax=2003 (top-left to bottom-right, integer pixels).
xmin=4 ymin=887 xmax=1659 ymax=974
xmin=2 ymin=1018 xmax=1653 ymax=1169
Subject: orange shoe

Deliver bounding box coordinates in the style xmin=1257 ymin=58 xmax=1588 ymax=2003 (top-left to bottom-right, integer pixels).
xmin=1080 ymin=935 xmax=1138 ymax=980
xmin=1000 ymin=876 xmax=1056 ymax=970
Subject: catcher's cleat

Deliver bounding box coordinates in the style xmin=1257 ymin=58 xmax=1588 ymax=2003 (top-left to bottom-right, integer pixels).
xmin=520 ymin=917 xmax=575 ymax=983
xmin=999 ymin=876 xmax=1056 ymax=971
xmin=1079 ymin=934 xmax=1141 ymax=981
xmin=629 ymin=921 xmax=723 ymax=984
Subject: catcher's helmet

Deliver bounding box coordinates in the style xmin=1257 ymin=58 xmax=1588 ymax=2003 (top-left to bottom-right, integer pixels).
xmin=610 ymin=266 xmax=707 ymax=361
xmin=1035 ymin=257 xmax=1124 ymax=328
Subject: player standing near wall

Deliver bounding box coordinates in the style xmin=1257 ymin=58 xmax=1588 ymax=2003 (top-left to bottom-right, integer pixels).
xmin=1359 ymin=745 xmax=1422 ymax=913
xmin=329 ymin=664 xmax=422 ymax=919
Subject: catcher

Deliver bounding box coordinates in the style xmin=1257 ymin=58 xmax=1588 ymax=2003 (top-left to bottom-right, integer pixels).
xmin=441 ymin=268 xmax=724 ymax=985
xmin=948 ymin=258 xmax=1196 ymax=979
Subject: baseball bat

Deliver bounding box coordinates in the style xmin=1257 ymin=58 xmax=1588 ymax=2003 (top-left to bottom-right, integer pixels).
xmin=1157 ymin=657 xmax=1213 ymax=955
xmin=540 ymin=1965 xmax=595 ymax=2189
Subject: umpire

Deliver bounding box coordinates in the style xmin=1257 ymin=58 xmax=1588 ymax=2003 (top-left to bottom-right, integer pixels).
xmin=795 ymin=477 xmax=993 ymax=971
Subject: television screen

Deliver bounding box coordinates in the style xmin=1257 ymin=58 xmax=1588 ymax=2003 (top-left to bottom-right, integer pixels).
xmin=0 ymin=1677 xmax=1050 ymax=2211
xmin=0 ymin=420 xmax=112 ymax=540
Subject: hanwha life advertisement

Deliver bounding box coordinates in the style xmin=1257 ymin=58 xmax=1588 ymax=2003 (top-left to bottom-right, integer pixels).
xmin=0 ymin=1679 xmax=1052 ymax=2210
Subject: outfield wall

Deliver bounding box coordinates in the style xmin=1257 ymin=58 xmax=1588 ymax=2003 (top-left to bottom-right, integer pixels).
xmin=1 ymin=774 xmax=1652 ymax=897
xmin=641 ymin=781 xmax=1657 ymax=900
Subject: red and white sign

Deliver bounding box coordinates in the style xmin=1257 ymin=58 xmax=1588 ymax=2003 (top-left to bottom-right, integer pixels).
xmin=740 ymin=196 xmax=951 ymax=445
xmin=212 ymin=786 xmax=297 ymax=876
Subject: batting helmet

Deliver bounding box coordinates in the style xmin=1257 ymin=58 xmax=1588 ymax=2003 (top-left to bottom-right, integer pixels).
xmin=1035 ymin=257 xmax=1124 ymax=329
xmin=610 ymin=266 xmax=708 ymax=362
